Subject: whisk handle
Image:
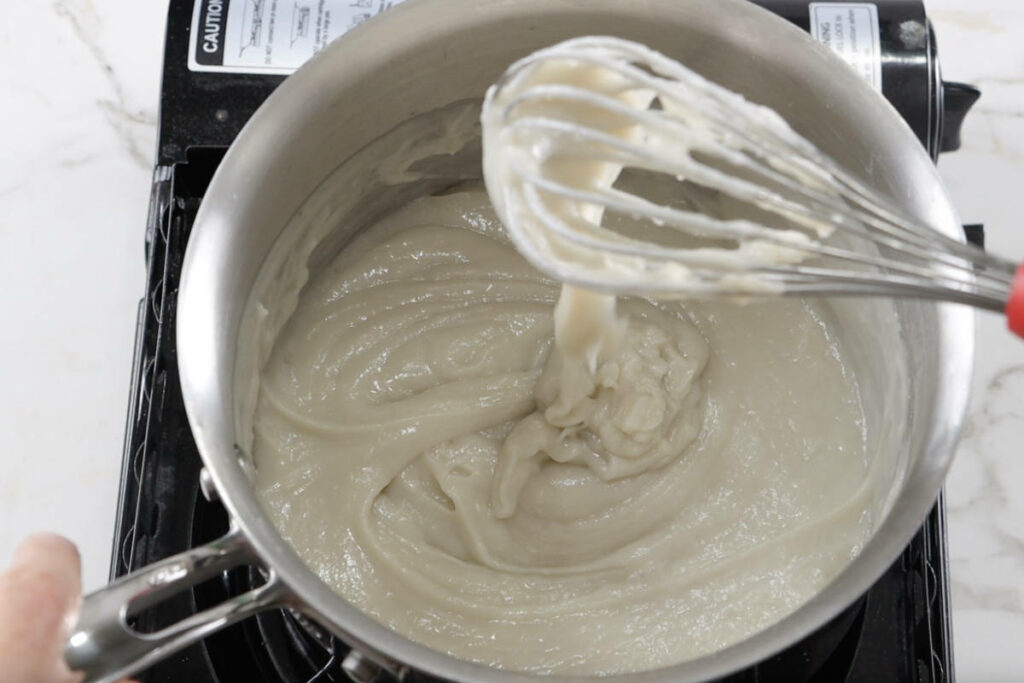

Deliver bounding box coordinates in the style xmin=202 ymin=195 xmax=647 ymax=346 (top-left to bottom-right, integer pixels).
xmin=1007 ymin=263 xmax=1024 ymax=338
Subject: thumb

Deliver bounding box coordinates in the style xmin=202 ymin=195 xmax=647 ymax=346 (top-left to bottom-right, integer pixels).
xmin=0 ymin=534 xmax=83 ymax=683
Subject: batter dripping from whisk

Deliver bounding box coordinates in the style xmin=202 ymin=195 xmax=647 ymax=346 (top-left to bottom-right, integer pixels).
xmin=482 ymin=40 xmax=774 ymax=522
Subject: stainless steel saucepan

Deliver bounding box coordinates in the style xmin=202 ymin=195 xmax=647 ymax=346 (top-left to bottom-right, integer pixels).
xmin=64 ymin=0 xmax=973 ymax=680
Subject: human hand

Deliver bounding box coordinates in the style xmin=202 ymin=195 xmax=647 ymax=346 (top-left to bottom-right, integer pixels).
xmin=0 ymin=534 xmax=84 ymax=683
xmin=0 ymin=534 xmax=138 ymax=683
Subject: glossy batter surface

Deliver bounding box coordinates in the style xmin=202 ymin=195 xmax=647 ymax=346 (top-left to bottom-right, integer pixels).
xmin=252 ymin=189 xmax=873 ymax=675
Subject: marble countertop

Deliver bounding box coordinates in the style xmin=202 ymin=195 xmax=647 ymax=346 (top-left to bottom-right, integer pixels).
xmin=1 ymin=0 xmax=1020 ymax=680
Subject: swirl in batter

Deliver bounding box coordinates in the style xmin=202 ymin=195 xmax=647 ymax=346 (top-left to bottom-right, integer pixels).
xmin=252 ymin=189 xmax=872 ymax=674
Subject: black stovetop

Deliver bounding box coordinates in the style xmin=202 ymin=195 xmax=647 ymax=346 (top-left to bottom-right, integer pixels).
xmin=112 ymin=1 xmax=970 ymax=681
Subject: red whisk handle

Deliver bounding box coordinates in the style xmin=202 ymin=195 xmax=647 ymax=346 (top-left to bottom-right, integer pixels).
xmin=1008 ymin=263 xmax=1024 ymax=338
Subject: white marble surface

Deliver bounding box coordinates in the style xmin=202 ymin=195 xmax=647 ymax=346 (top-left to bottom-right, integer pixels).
xmin=0 ymin=0 xmax=1020 ymax=680
xmin=930 ymin=2 xmax=1024 ymax=679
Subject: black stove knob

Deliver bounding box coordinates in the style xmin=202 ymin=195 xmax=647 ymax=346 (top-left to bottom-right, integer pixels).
xmin=941 ymin=81 xmax=982 ymax=153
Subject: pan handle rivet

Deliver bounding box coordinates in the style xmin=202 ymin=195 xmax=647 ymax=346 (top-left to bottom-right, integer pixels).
xmin=342 ymin=650 xmax=381 ymax=683
xmin=199 ymin=468 xmax=219 ymax=502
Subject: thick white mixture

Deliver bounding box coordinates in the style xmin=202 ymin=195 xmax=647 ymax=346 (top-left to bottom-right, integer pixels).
xmin=245 ymin=39 xmax=886 ymax=676
xmin=252 ymin=188 xmax=873 ymax=674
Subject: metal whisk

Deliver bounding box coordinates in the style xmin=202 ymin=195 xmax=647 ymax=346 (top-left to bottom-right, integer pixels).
xmin=481 ymin=36 xmax=1024 ymax=337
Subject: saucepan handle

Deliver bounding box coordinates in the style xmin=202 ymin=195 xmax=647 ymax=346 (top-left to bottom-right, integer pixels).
xmin=64 ymin=529 xmax=287 ymax=683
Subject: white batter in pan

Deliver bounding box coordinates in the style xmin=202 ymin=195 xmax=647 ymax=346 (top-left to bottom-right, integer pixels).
xmin=251 ymin=187 xmax=874 ymax=674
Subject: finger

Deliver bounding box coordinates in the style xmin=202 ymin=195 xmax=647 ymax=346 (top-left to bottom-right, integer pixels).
xmin=0 ymin=533 xmax=83 ymax=683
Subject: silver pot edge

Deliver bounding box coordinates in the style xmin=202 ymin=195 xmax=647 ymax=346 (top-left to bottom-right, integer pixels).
xmin=183 ymin=0 xmax=975 ymax=680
